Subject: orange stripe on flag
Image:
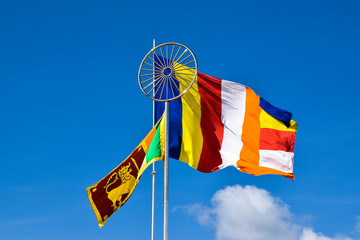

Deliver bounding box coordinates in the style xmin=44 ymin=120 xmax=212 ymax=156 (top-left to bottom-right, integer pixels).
xmin=237 ymin=87 xmax=295 ymax=180
xmin=239 ymin=87 xmax=261 ymax=166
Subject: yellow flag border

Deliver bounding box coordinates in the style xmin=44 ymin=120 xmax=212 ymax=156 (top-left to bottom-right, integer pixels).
xmin=86 ymin=117 xmax=164 ymax=228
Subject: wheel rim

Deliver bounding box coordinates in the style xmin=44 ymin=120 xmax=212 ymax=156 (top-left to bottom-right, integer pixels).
xmin=138 ymin=43 xmax=198 ymax=102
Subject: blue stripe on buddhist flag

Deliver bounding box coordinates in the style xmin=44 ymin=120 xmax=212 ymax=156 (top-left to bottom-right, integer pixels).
xmin=259 ymin=97 xmax=292 ymax=125
xmin=154 ymin=56 xmax=182 ymax=160
xmin=154 ymin=99 xmax=182 ymax=160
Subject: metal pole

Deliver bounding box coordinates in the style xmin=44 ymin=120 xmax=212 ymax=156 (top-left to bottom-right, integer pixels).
xmin=138 ymin=42 xmax=197 ymax=240
xmin=163 ymin=101 xmax=169 ymax=240
xmin=151 ymin=39 xmax=156 ymax=240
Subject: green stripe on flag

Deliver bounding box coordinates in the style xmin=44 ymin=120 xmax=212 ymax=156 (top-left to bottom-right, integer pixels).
xmin=146 ymin=121 xmax=162 ymax=163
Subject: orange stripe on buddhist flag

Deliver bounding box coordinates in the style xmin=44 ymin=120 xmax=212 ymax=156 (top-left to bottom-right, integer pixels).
xmin=237 ymin=87 xmax=295 ymax=180
xmin=238 ymin=87 xmax=261 ymax=167
xmin=239 ymin=159 xmax=295 ymax=179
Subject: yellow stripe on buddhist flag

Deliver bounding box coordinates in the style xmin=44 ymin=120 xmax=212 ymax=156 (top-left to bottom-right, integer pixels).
xmin=260 ymin=110 xmax=298 ymax=132
xmin=174 ymin=62 xmax=203 ymax=169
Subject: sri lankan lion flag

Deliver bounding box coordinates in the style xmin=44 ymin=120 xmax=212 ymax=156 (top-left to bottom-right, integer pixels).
xmin=86 ymin=118 xmax=164 ymax=228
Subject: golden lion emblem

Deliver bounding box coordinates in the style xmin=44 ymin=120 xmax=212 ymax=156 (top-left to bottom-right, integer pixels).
xmin=104 ymin=161 xmax=136 ymax=210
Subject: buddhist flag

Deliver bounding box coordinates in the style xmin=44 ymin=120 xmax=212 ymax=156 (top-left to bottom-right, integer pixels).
xmin=155 ymin=60 xmax=298 ymax=180
xmin=86 ymin=118 xmax=164 ymax=227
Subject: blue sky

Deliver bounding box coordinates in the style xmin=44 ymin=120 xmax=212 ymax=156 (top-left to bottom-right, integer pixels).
xmin=1 ymin=0 xmax=360 ymax=239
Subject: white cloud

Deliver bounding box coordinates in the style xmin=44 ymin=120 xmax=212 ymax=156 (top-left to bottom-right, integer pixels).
xmin=182 ymin=185 xmax=354 ymax=240
xmin=356 ymin=216 xmax=360 ymax=234
xmin=299 ymin=228 xmax=352 ymax=240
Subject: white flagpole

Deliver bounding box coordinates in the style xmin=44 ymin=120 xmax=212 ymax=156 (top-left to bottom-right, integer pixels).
xmin=164 ymin=100 xmax=169 ymax=240
xmin=151 ymin=39 xmax=156 ymax=240
xmin=138 ymin=42 xmax=196 ymax=240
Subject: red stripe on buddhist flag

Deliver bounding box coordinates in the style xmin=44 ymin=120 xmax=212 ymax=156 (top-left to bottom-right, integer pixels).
xmin=259 ymin=128 xmax=296 ymax=152
xmin=197 ymin=72 xmax=224 ymax=172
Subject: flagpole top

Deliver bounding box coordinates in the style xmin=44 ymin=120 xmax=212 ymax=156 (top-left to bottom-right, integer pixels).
xmin=138 ymin=42 xmax=197 ymax=102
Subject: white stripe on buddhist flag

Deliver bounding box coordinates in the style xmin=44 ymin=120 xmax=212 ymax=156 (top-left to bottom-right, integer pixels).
xmin=259 ymin=150 xmax=294 ymax=173
xmin=219 ymin=80 xmax=247 ymax=169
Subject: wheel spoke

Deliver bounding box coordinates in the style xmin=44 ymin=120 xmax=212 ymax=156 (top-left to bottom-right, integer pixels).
xmin=169 ymin=44 xmax=175 ymax=66
xmin=174 ymin=48 xmax=188 ymax=64
xmin=150 ymin=53 xmax=165 ymax=69
xmin=139 ymin=43 xmax=197 ymax=101
xmin=166 ymin=45 xmax=169 ymax=67
xmin=169 ymin=76 xmax=176 ymax=98
xmin=159 ymin=77 xmax=166 ymax=100
xmin=151 ymin=76 xmax=166 ymax=96
xmin=159 ymin=47 xmax=167 ymax=68
xmin=140 ymin=73 xmax=156 ymax=77
xmin=172 ymin=46 xmax=182 ymax=66
xmin=174 ymin=63 xmax=196 ymax=69
xmin=143 ymin=76 xmax=161 ymax=90
xmin=175 ymin=72 xmax=196 ymax=77
xmin=166 ymin=78 xmax=169 ymax=99
xmin=144 ymin=60 xmax=162 ymax=71
xmin=174 ymin=67 xmax=196 ymax=72
xmin=175 ymin=72 xmax=193 ymax=84
xmin=169 ymin=76 xmax=180 ymax=93
xmin=174 ymin=73 xmax=191 ymax=90
xmin=141 ymin=68 xmax=162 ymax=72
xmin=143 ymin=61 xmax=156 ymax=69
xmin=149 ymin=53 xmax=165 ymax=70
xmin=141 ymin=75 xmax=157 ymax=84
xmin=174 ymin=60 xmax=195 ymax=69
xmin=175 ymin=53 xmax=192 ymax=66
